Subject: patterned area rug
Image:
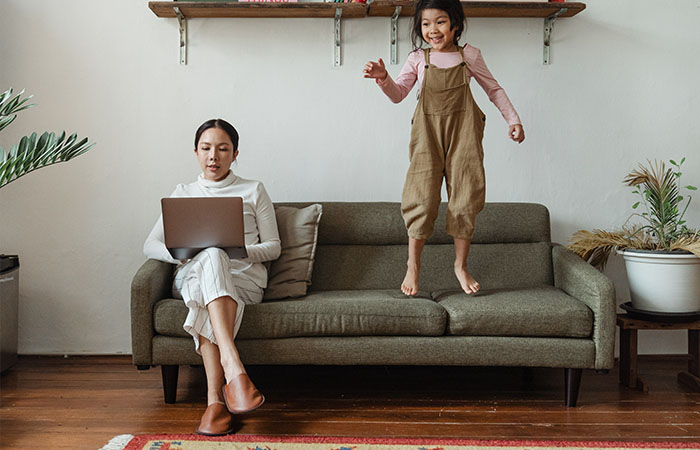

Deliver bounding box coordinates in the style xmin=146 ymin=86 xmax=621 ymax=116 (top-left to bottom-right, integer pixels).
xmin=100 ymin=434 xmax=700 ymax=450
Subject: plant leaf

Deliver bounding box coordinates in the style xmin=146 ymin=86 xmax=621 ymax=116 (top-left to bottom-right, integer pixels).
xmin=0 ymin=88 xmax=35 ymax=132
xmin=0 ymin=129 xmax=95 ymax=189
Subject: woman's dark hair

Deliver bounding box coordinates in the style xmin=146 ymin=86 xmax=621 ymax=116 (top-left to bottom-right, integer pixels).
xmin=194 ymin=119 xmax=239 ymax=150
xmin=410 ymin=0 xmax=467 ymax=50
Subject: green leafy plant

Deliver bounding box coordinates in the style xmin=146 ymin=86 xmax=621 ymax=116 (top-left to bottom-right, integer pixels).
xmin=569 ymin=158 xmax=699 ymax=269
xmin=627 ymin=158 xmax=697 ymax=247
xmin=0 ymin=88 xmax=94 ymax=189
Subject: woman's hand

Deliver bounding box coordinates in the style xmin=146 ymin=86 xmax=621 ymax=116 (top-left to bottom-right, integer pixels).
xmin=508 ymin=124 xmax=525 ymax=143
xmin=363 ymin=58 xmax=388 ymax=81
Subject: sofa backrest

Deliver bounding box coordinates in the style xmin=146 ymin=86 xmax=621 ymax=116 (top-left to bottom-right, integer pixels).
xmin=276 ymin=202 xmax=553 ymax=293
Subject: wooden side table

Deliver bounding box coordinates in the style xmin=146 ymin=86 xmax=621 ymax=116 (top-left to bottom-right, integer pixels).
xmin=617 ymin=314 xmax=700 ymax=392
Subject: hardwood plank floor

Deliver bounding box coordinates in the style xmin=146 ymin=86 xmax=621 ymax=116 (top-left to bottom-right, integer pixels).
xmin=1 ymin=355 xmax=699 ymax=449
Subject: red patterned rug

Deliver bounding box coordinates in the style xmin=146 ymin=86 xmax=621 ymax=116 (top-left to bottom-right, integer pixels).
xmin=100 ymin=434 xmax=700 ymax=450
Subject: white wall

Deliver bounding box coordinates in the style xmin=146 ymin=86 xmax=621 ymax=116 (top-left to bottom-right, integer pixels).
xmin=0 ymin=0 xmax=698 ymax=355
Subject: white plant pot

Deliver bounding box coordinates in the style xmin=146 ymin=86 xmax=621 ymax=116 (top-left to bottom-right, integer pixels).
xmin=618 ymin=249 xmax=700 ymax=313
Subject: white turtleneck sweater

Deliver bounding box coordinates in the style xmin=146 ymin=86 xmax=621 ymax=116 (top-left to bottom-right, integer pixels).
xmin=143 ymin=171 xmax=281 ymax=288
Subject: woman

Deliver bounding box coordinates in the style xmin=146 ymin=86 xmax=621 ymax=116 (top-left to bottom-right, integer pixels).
xmin=144 ymin=119 xmax=281 ymax=435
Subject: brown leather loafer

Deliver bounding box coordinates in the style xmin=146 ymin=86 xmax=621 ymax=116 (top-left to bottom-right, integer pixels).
xmin=222 ymin=373 xmax=265 ymax=414
xmin=195 ymin=402 xmax=234 ymax=436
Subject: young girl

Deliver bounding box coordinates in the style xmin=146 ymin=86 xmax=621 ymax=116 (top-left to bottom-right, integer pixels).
xmin=363 ymin=0 xmax=524 ymax=296
xmin=144 ymin=119 xmax=281 ymax=435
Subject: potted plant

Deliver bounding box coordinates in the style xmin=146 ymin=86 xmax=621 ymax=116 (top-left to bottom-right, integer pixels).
xmin=0 ymin=87 xmax=94 ymax=372
xmin=568 ymin=158 xmax=700 ymax=314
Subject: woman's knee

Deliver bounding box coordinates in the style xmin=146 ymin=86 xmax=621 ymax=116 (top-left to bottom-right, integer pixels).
xmin=200 ymin=247 xmax=229 ymax=260
xmin=191 ymin=247 xmax=230 ymax=270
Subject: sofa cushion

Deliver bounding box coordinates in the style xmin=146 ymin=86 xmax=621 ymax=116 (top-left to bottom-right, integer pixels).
xmin=153 ymin=300 xmax=190 ymax=339
xmin=275 ymin=202 xmax=550 ymax=245
xmin=241 ymin=290 xmax=446 ymax=339
xmin=153 ymin=290 xmax=447 ymax=340
xmin=264 ymin=204 xmax=322 ymax=300
xmin=310 ymin=242 xmax=553 ymax=294
xmin=434 ymin=286 xmax=592 ymax=338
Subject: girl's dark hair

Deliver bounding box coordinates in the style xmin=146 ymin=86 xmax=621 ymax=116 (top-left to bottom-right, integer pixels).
xmin=410 ymin=0 xmax=467 ymax=50
xmin=194 ymin=118 xmax=240 ymax=150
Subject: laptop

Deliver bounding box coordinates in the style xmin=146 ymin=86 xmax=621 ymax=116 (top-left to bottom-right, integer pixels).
xmin=161 ymin=197 xmax=248 ymax=260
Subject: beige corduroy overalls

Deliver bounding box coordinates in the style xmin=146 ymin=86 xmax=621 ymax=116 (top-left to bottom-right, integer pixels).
xmin=401 ymin=47 xmax=486 ymax=241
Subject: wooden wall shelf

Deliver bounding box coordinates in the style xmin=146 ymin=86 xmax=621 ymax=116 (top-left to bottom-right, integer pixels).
xmin=150 ymin=2 xmax=367 ymax=18
xmin=149 ymin=1 xmax=585 ymax=19
xmin=148 ymin=1 xmax=586 ymax=65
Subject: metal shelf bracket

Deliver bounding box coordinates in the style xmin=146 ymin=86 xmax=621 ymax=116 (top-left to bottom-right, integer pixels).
xmin=543 ymin=8 xmax=567 ymax=65
xmin=174 ymin=6 xmax=187 ymax=65
xmin=390 ymin=6 xmax=402 ymax=65
xmin=334 ymin=8 xmax=342 ymax=67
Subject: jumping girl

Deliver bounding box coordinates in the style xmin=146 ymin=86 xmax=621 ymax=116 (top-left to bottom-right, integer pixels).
xmin=363 ymin=0 xmax=524 ymax=296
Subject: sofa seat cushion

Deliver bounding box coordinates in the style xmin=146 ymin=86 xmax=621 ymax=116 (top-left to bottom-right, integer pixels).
xmin=433 ymin=286 xmax=592 ymax=338
xmin=153 ymin=290 xmax=447 ymax=340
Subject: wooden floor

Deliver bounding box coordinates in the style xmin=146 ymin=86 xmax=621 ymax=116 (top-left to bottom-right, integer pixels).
xmin=1 ymin=356 xmax=699 ymax=449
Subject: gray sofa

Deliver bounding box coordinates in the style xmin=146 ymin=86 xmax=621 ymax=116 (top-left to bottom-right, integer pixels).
xmin=131 ymin=202 xmax=616 ymax=407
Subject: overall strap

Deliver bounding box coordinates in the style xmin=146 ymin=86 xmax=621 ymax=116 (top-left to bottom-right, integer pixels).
xmin=458 ymin=45 xmax=467 ymax=66
xmin=423 ymin=48 xmax=431 ymax=66
xmin=458 ymin=45 xmax=468 ymax=84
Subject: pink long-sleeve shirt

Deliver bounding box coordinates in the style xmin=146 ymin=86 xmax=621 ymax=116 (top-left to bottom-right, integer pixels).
xmin=377 ymin=44 xmax=521 ymax=126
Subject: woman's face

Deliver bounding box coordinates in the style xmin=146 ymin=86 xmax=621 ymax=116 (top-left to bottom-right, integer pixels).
xmin=194 ymin=127 xmax=238 ymax=182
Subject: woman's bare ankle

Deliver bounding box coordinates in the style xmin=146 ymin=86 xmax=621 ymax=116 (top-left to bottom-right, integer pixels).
xmin=207 ymin=387 xmax=226 ymax=405
xmin=220 ymin=354 xmax=246 ymax=384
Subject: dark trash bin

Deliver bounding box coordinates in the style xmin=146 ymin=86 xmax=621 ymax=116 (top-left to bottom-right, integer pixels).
xmin=1 ymin=255 xmax=19 ymax=373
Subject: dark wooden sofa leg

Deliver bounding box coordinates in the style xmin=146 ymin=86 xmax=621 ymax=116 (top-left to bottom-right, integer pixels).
xmin=565 ymin=368 xmax=583 ymax=407
xmin=161 ymin=365 xmax=179 ymax=404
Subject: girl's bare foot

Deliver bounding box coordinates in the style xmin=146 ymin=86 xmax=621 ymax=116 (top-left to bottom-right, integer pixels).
xmin=455 ymin=264 xmax=480 ymax=294
xmin=401 ymin=261 xmax=420 ymax=296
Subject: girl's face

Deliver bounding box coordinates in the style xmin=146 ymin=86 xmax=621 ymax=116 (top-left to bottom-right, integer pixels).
xmin=421 ymin=8 xmax=457 ymax=52
xmin=194 ymin=127 xmax=238 ymax=182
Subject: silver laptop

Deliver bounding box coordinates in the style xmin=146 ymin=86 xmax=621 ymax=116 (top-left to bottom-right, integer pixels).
xmin=161 ymin=197 xmax=248 ymax=260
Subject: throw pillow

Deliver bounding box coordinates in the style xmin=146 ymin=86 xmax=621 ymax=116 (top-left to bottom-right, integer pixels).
xmin=264 ymin=204 xmax=323 ymax=300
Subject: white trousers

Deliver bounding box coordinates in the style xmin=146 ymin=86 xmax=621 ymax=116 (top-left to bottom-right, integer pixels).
xmin=172 ymin=247 xmax=263 ymax=354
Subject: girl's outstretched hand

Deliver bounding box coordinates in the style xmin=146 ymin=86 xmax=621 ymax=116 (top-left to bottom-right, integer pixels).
xmin=509 ymin=124 xmax=525 ymax=143
xmin=363 ymin=58 xmax=388 ymax=81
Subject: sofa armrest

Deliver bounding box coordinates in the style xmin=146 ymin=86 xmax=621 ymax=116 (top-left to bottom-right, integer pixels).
xmin=131 ymin=259 xmax=174 ymax=366
xmin=552 ymin=244 xmax=616 ymax=370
